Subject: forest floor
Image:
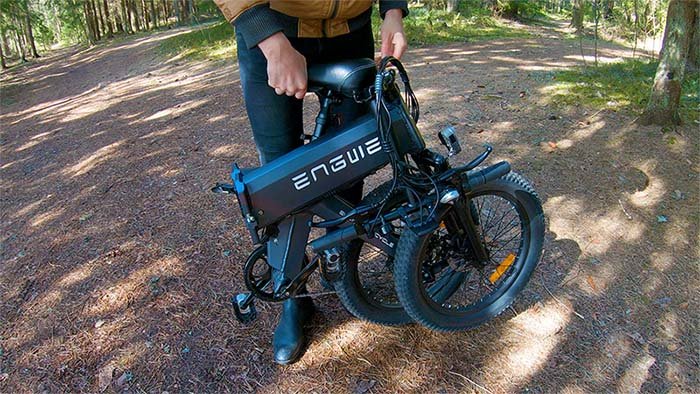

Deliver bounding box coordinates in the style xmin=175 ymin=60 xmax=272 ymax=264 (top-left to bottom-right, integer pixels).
xmin=1 ymin=19 xmax=698 ymax=393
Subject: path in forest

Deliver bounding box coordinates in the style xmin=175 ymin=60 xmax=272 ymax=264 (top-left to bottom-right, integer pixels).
xmin=1 ymin=21 xmax=697 ymax=393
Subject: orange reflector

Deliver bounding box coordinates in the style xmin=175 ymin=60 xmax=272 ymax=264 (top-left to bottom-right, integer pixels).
xmin=439 ymin=221 xmax=446 ymax=229
xmin=489 ymin=253 xmax=516 ymax=284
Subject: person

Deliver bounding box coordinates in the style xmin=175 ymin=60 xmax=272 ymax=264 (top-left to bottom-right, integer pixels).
xmin=213 ymin=0 xmax=409 ymax=365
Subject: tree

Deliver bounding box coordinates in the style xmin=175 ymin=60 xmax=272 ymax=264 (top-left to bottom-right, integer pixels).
xmin=603 ymin=0 xmax=614 ymax=19
xmin=639 ymin=0 xmax=698 ymax=125
xmin=571 ymin=0 xmax=585 ymax=33
xmin=102 ymin=0 xmax=113 ymax=37
xmin=446 ymin=0 xmax=459 ymax=12
xmin=687 ymin=8 xmax=699 ymax=72
xmin=0 ymin=39 xmax=6 ymax=69
xmin=24 ymin=3 xmax=39 ymax=58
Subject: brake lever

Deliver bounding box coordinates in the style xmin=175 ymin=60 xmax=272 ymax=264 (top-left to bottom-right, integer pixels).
xmin=464 ymin=144 xmax=493 ymax=171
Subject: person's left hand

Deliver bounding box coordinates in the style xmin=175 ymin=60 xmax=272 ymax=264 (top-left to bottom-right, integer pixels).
xmin=380 ymin=9 xmax=407 ymax=60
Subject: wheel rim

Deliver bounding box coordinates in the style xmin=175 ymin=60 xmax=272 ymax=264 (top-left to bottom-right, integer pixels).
xmin=419 ymin=191 xmax=529 ymax=314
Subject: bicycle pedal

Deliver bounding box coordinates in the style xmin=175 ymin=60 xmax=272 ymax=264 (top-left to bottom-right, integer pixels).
xmin=232 ymin=293 xmax=257 ymax=324
xmin=211 ymin=183 xmax=235 ymax=194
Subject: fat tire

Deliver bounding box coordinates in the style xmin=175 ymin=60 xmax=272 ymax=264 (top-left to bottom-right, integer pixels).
xmin=394 ymin=172 xmax=545 ymax=332
xmin=333 ymin=181 xmax=413 ymax=325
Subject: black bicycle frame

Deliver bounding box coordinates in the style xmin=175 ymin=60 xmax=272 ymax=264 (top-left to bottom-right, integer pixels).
xmin=229 ymin=90 xmax=418 ymax=286
xmin=225 ymin=74 xmax=509 ymax=293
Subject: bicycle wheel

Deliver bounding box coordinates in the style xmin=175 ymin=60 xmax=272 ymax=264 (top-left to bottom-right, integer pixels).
xmin=333 ymin=181 xmax=413 ymax=325
xmin=394 ymin=172 xmax=544 ymax=331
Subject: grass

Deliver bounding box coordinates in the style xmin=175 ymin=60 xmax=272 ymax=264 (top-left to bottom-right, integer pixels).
xmin=381 ymin=8 xmax=530 ymax=46
xmin=158 ymin=21 xmax=236 ymax=61
xmin=541 ymin=59 xmax=700 ymax=123
xmin=157 ymin=7 xmax=531 ymax=61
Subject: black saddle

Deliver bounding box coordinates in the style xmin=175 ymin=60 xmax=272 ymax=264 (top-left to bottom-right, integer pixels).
xmin=307 ymin=58 xmax=376 ymax=98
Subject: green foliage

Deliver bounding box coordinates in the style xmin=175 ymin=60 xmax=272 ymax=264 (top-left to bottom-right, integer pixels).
xmin=542 ymin=59 xmax=699 ymax=122
xmin=158 ymin=5 xmax=531 ymax=61
xmin=495 ymin=0 xmax=546 ymax=20
xmin=48 ymin=0 xmax=87 ymax=45
xmin=375 ymin=7 xmax=530 ymax=46
xmin=158 ymin=20 xmax=235 ymax=61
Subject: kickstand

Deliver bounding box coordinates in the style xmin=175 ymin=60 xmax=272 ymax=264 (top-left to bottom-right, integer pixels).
xmin=232 ymin=292 xmax=257 ymax=324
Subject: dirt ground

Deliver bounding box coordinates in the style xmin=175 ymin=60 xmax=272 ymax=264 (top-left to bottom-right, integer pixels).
xmin=1 ymin=21 xmax=698 ymax=393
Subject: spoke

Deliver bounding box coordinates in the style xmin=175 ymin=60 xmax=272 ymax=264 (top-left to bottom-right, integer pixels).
xmin=488 ymin=213 xmax=519 ymax=245
xmin=481 ymin=197 xmax=505 ymax=235
xmin=488 ymin=232 xmax=521 ymax=259
xmin=484 ymin=205 xmax=511 ymax=240
xmin=479 ymin=198 xmax=496 ymax=234
xmin=475 ymin=197 xmax=485 ymax=223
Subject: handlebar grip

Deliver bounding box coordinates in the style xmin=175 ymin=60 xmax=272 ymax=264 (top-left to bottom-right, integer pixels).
xmin=465 ymin=161 xmax=511 ymax=190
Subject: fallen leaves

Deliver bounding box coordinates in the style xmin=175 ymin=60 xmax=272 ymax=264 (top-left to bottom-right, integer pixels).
xmin=586 ymin=275 xmax=598 ymax=292
xmin=540 ymin=141 xmax=558 ymax=153
xmin=97 ymin=365 xmax=115 ymax=392
xmin=627 ymin=332 xmax=646 ymax=345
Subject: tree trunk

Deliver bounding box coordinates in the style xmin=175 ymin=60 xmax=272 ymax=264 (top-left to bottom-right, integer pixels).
xmin=686 ymin=7 xmax=699 ymax=73
xmin=161 ymin=0 xmax=168 ymax=25
xmin=51 ymin=1 xmax=63 ymax=40
xmin=632 ymin=0 xmax=639 ymax=57
xmin=95 ymin=0 xmax=105 ymax=37
xmin=141 ymin=0 xmax=150 ymax=29
xmin=149 ymin=0 xmax=158 ymax=28
xmin=24 ymin=12 xmax=39 ymax=58
xmin=603 ymin=0 xmax=613 ymax=20
xmin=130 ymin=0 xmax=141 ymax=31
xmin=571 ymin=0 xmax=584 ymax=34
xmin=103 ymin=0 xmax=114 ymax=37
xmin=115 ymin=11 xmax=124 ymax=32
xmin=1 ymin=31 xmax=11 ymax=58
xmin=639 ymin=0 xmax=698 ymax=126
xmin=173 ymin=0 xmax=181 ymax=25
xmin=446 ymin=0 xmax=459 ymax=13
xmin=83 ymin=1 xmax=95 ymax=44
xmin=594 ymin=0 xmax=599 ymax=65
xmin=181 ymin=0 xmax=190 ymax=24
xmin=15 ymin=30 xmax=27 ymax=62
xmin=121 ymin=0 xmax=132 ymax=33
xmin=89 ymin=0 xmax=101 ymax=41
xmin=0 ymin=41 xmax=7 ymax=69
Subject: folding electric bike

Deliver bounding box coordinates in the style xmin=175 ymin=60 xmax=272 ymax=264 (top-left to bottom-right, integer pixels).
xmin=213 ymin=57 xmax=545 ymax=331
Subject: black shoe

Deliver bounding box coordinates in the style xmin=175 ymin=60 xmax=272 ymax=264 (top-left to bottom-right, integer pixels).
xmin=272 ymin=297 xmax=314 ymax=365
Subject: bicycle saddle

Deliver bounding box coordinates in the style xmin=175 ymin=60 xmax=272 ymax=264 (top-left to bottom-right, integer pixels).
xmin=307 ymin=58 xmax=376 ymax=97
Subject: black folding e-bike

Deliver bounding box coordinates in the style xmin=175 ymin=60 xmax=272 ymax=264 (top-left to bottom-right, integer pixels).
xmin=214 ymin=57 xmax=545 ymax=332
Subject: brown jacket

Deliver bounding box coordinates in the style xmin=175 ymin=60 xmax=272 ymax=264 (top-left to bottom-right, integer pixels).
xmin=214 ymin=0 xmax=408 ymax=48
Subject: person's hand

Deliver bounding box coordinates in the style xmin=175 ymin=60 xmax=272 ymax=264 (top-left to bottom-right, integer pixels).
xmin=380 ymin=9 xmax=407 ymax=60
xmin=257 ymin=32 xmax=307 ymax=99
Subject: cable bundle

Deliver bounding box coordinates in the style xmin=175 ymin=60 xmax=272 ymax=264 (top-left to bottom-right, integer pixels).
xmin=371 ymin=57 xmax=440 ymax=228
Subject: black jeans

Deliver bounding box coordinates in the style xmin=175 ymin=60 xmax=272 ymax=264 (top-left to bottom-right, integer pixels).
xmin=236 ymin=23 xmax=375 ymax=165
xmin=236 ymin=23 xmax=375 ymax=283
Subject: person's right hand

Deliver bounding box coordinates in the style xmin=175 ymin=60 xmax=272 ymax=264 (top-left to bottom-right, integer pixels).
xmin=257 ymin=32 xmax=307 ymax=99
